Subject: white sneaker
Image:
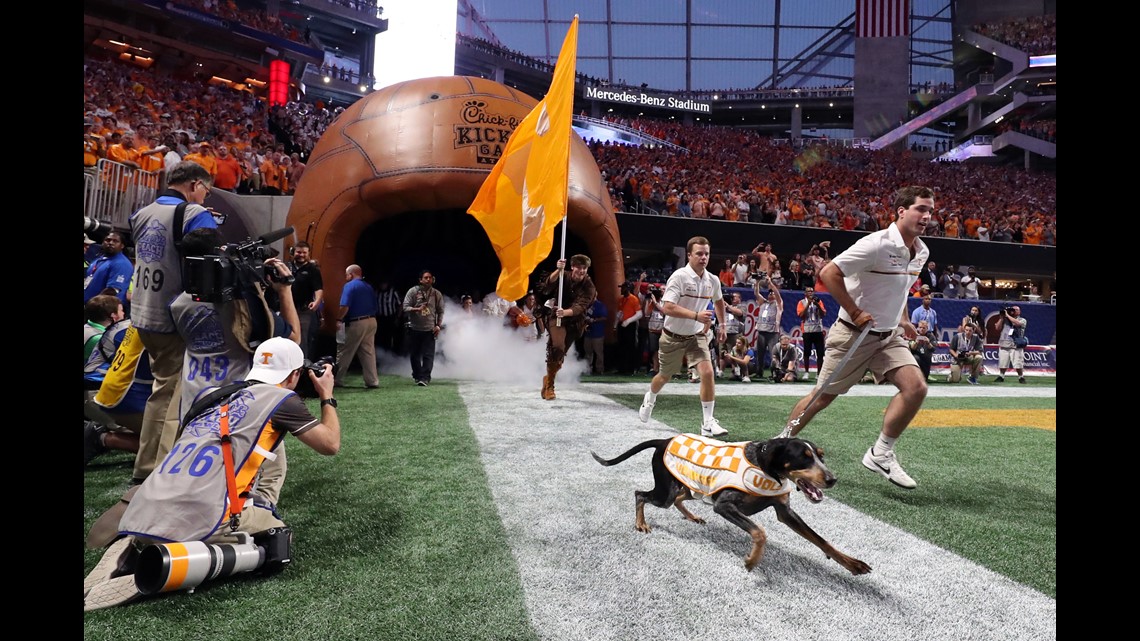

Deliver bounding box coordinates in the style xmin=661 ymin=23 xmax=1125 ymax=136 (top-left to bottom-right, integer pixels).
xmin=638 ymin=391 xmax=655 ymax=423
xmin=861 ymin=447 xmax=917 ymax=489
xmin=799 ymin=372 xmax=808 ymax=381
xmin=701 ymin=417 xmax=728 ymax=437
xmin=741 ymin=375 xmax=751 ymax=383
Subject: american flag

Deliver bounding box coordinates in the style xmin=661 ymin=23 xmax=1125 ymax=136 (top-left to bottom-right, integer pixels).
xmin=856 ymin=0 xmax=910 ymax=38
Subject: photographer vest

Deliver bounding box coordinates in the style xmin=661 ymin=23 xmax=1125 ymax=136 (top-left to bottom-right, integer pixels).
xmin=171 ymin=293 xmax=257 ymax=420
xmin=799 ymin=299 xmax=824 ymax=333
xmin=129 ymin=197 xmax=214 ymax=333
xmin=756 ymin=301 xmax=780 ymax=333
xmin=724 ymin=308 xmax=742 ymax=335
xmin=119 ymin=384 xmax=294 ymax=543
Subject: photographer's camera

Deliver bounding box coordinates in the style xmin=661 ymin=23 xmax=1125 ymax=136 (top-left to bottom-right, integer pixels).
xmin=303 ymin=356 xmax=335 ymax=377
xmin=184 ymin=226 xmax=295 ymax=303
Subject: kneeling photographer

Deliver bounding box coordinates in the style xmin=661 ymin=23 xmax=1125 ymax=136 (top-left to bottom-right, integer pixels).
xmin=84 ymin=337 xmax=341 ymax=611
xmin=947 ymin=322 xmax=984 ymax=385
xmin=994 ymin=305 xmax=1029 ymax=384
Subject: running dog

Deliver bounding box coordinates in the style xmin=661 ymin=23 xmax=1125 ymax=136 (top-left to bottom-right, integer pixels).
xmin=591 ymin=435 xmax=871 ymax=575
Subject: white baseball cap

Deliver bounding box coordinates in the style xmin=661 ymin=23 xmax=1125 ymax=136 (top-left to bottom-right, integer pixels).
xmin=247 ymin=337 xmax=304 ymax=385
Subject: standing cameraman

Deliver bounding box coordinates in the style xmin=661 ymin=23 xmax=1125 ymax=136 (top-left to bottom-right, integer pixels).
xmin=171 ymin=229 xmax=302 ymax=430
xmin=128 ymin=161 xmax=218 ymax=485
xmin=994 ymin=305 xmax=1029 ymax=383
xmin=796 ymin=286 xmax=827 ymax=381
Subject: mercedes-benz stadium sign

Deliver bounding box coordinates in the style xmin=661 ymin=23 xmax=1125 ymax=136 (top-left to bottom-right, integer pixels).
xmin=584 ymin=86 xmax=711 ymax=113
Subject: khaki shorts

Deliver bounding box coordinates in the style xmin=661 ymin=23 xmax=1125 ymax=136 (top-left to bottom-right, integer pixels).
xmin=657 ymin=331 xmax=711 ymax=377
xmin=816 ymin=321 xmax=918 ymax=395
xmin=998 ymin=346 xmax=1024 ymax=369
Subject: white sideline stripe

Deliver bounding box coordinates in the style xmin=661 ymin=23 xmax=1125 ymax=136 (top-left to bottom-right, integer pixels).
xmin=461 ymin=383 xmax=1055 ymax=641
xmin=578 ymin=381 xmax=1058 ymax=398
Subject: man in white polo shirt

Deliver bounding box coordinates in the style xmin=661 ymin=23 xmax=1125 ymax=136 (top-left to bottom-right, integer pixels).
xmin=637 ymin=236 xmax=729 ymax=437
xmin=777 ymin=185 xmax=934 ymax=489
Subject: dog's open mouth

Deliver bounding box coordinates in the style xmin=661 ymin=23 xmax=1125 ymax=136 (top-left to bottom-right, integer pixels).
xmin=796 ymin=479 xmax=825 ymax=503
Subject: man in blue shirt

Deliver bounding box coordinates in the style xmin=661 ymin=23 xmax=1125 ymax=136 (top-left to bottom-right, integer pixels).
xmin=334 ymin=264 xmax=379 ymax=388
xmin=83 ymin=231 xmax=134 ymax=304
xmin=909 ymin=294 xmax=939 ymax=337
xmin=582 ymin=297 xmax=608 ymax=375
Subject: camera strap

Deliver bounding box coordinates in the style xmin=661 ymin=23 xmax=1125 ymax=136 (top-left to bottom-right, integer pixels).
xmin=172 ymin=201 xmax=189 ymax=252
xmin=177 ymin=380 xmax=256 ymax=531
xmin=181 ymin=381 xmax=254 ymax=428
xmin=217 ymin=399 xmax=245 ymax=531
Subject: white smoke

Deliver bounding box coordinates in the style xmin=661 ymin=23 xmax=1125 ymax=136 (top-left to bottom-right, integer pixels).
xmin=376 ymin=297 xmax=590 ymax=387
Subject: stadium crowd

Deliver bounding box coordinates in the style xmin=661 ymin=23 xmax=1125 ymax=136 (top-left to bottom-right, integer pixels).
xmin=586 ymin=127 xmax=1055 ymax=245
xmin=971 ymin=14 xmax=1056 ymax=55
xmin=85 ymin=51 xmax=1055 ymax=248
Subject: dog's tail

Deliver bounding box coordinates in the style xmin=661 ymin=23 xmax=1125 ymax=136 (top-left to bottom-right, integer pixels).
xmin=590 ymin=439 xmax=670 ymax=467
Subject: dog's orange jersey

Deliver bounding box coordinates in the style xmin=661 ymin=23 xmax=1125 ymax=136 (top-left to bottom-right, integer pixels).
xmin=664 ymin=434 xmax=792 ymax=498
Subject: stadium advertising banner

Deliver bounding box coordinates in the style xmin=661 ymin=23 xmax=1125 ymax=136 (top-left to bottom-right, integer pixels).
xmin=584 ymin=86 xmax=711 ymax=113
xmin=722 ymin=288 xmax=1057 ymax=375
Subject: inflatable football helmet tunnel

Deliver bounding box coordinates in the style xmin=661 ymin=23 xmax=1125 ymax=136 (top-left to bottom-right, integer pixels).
xmin=285 ymin=76 xmax=623 ymax=337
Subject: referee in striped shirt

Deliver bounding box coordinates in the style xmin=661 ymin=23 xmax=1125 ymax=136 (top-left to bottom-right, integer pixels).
xmin=375 ymin=279 xmax=403 ymax=354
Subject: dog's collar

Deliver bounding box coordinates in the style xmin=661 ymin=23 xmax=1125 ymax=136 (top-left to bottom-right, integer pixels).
xmin=757 ymin=440 xmax=782 ymax=481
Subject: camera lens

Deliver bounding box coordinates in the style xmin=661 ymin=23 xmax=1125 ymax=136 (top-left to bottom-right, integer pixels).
xmin=83 ymin=216 xmax=113 ymax=238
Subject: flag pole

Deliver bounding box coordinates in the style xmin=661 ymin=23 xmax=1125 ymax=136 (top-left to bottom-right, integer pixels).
xmin=555 ymin=216 xmax=568 ymax=326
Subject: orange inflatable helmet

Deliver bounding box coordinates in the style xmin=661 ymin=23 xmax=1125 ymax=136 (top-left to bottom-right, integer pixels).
xmin=285 ymin=75 xmax=623 ymax=335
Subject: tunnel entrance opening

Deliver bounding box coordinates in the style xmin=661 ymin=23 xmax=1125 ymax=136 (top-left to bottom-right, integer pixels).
xmin=353 ymin=209 xmax=591 ymax=303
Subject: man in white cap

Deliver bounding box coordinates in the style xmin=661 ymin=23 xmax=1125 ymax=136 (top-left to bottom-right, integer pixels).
xmin=83 ymin=337 xmax=342 ymax=611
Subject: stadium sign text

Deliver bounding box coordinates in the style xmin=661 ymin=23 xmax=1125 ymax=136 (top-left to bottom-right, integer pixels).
xmin=584 ymin=87 xmax=711 ymax=113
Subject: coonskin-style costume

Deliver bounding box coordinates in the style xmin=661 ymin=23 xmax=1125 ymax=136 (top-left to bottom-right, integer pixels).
xmin=539 ymin=255 xmax=597 ymax=400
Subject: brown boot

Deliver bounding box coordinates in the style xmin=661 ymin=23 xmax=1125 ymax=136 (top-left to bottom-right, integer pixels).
xmin=541 ymin=375 xmax=556 ymax=400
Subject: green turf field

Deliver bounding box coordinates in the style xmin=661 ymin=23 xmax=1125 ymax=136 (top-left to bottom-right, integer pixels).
xmin=84 ymin=374 xmax=1055 ymax=641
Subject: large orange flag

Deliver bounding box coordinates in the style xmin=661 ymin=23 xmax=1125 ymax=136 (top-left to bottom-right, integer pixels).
xmin=467 ymin=16 xmax=579 ymax=302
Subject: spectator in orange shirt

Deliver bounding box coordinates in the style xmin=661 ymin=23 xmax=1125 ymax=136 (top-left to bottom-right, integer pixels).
xmin=260 ymin=150 xmax=283 ymax=195
xmin=718 ymin=259 xmax=734 ymax=288
xmin=136 ymin=134 xmax=167 ymax=173
xmin=1022 ymin=219 xmax=1044 ymax=245
xmin=279 ymin=154 xmax=293 ymax=194
xmin=84 ymin=120 xmax=105 ymax=172
xmin=943 ymin=213 xmax=961 ymax=238
xmin=788 ymin=197 xmax=807 ymax=226
xmin=963 ymin=213 xmax=982 ymax=239
xmin=212 ymin=144 xmax=244 ymax=192
xmin=182 ymin=142 xmax=218 ymax=178
xmin=106 ymin=135 xmax=141 ymax=170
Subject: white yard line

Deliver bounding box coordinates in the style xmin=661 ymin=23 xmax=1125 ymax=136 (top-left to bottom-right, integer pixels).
xmin=578 ymin=380 xmax=1058 ymax=398
xmin=461 ymin=382 xmax=1055 ymax=641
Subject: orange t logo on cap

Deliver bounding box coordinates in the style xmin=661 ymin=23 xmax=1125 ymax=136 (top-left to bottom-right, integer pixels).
xmin=260 ymin=352 xmax=273 ymax=364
